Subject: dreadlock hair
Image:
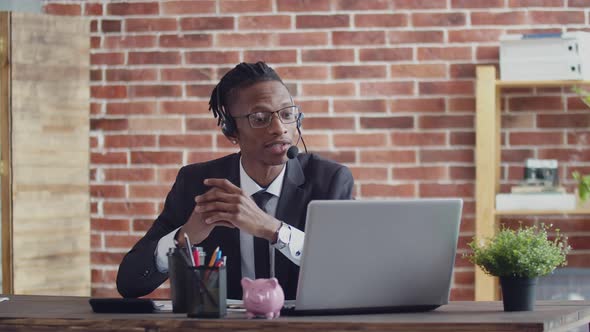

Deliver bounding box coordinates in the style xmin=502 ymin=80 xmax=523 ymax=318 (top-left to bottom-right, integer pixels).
xmin=209 ymin=61 xmax=286 ymax=136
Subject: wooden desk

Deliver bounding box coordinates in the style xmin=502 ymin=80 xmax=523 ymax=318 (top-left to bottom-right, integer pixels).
xmin=0 ymin=295 xmax=589 ymax=332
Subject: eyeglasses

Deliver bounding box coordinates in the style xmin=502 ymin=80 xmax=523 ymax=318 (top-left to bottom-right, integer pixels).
xmin=232 ymin=105 xmax=300 ymax=129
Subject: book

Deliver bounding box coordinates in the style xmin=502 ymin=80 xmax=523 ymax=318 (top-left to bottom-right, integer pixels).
xmin=496 ymin=193 xmax=576 ymax=211
xmin=510 ymin=185 xmax=566 ymax=194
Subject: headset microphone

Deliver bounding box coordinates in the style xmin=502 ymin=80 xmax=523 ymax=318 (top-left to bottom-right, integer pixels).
xmin=287 ymin=145 xmax=299 ymax=159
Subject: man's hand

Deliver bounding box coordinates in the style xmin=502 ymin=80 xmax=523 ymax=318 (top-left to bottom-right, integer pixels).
xmin=176 ymin=196 xmax=235 ymax=246
xmin=194 ymin=178 xmax=281 ymax=241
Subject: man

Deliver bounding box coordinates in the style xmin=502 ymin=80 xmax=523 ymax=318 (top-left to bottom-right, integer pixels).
xmin=116 ymin=62 xmax=354 ymax=300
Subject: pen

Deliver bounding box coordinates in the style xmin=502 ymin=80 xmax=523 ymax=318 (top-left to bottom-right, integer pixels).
xmin=192 ymin=246 xmax=200 ymax=266
xmin=184 ymin=233 xmax=195 ymax=267
xmin=208 ymin=247 xmax=220 ymax=267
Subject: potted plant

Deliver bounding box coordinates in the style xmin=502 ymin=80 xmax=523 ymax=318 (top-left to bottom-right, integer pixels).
xmin=572 ymin=171 xmax=590 ymax=208
xmin=464 ymin=223 xmax=571 ymax=311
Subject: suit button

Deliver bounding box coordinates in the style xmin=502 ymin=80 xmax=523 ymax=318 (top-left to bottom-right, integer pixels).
xmin=295 ymin=251 xmax=301 ymax=256
xmin=143 ymin=270 xmax=150 ymax=277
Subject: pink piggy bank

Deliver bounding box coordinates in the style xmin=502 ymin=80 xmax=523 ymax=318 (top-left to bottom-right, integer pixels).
xmin=241 ymin=277 xmax=285 ymax=319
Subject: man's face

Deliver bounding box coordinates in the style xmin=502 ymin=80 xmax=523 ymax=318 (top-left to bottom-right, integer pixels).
xmin=227 ymin=80 xmax=297 ymax=168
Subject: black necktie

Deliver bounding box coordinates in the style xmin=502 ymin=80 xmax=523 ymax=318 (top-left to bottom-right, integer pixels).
xmin=251 ymin=190 xmax=273 ymax=279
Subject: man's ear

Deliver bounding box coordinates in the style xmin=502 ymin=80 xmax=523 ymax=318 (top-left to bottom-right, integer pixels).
xmin=226 ymin=135 xmax=238 ymax=145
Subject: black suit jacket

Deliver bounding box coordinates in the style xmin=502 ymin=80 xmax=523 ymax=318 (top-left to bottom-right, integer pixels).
xmin=116 ymin=153 xmax=354 ymax=300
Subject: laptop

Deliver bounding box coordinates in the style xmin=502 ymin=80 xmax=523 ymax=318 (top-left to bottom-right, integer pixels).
xmin=282 ymin=198 xmax=463 ymax=316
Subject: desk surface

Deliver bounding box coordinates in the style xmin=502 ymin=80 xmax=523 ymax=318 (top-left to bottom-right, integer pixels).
xmin=0 ymin=295 xmax=589 ymax=332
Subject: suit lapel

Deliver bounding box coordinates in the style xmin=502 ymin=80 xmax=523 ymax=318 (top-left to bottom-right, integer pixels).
xmin=224 ymin=154 xmax=243 ymax=298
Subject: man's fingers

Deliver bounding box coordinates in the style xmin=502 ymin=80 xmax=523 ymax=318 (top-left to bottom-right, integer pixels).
xmin=195 ymin=201 xmax=237 ymax=214
xmin=203 ymin=178 xmax=242 ymax=194
xmin=195 ymin=188 xmax=237 ymax=204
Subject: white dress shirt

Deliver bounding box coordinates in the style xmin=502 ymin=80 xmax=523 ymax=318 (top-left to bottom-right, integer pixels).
xmin=154 ymin=159 xmax=305 ymax=276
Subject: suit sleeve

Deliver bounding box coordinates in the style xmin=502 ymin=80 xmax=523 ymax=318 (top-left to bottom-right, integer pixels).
xmin=116 ymin=167 xmax=193 ymax=298
xmin=327 ymin=165 xmax=354 ymax=199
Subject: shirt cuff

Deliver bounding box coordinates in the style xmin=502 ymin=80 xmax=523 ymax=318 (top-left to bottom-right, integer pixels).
xmin=155 ymin=227 xmax=181 ymax=273
xmin=274 ymin=226 xmax=304 ymax=266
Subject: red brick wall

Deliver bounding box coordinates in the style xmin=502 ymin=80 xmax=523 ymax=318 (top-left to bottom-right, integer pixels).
xmin=42 ymin=0 xmax=590 ymax=299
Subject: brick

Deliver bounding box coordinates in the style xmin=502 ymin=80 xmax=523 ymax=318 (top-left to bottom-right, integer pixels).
xmin=355 ymin=14 xmax=408 ymax=27
xmin=569 ymin=0 xmax=590 ymax=6
xmin=301 ymin=117 xmax=355 ymax=130
xmin=296 ymin=15 xmax=349 ymax=29
xmin=159 ymin=35 xmax=212 ymax=48
xmin=159 ymin=135 xmax=212 ymax=147
xmin=449 ymin=98 xmax=475 ymax=112
xmin=161 ymin=68 xmax=214 ymax=81
xmin=359 ymin=150 xmax=415 ymax=164
xmin=277 ymin=0 xmax=330 ymax=11
xmin=567 ymin=131 xmax=590 ymax=145
xmin=90 ymin=20 xmax=98 ymax=33
xmin=298 ymin=134 xmax=330 ymax=148
xmin=302 ymin=49 xmax=355 ymax=62
xmin=349 ymin=167 xmax=389 ymax=181
xmin=104 ymin=135 xmax=156 ymax=148
xmin=529 ymin=10 xmax=585 ymax=24
xmin=129 ymin=185 xmax=170 ymax=199
xmin=449 ymin=63 xmax=477 ymax=79
xmin=186 ymin=51 xmax=240 ymax=65
xmin=91 ymin=86 xmax=127 ymax=99
xmin=391 ymin=64 xmax=446 ymax=78
xmin=90 ymin=70 xmax=102 ymax=82
xmin=314 ymin=150 xmax=356 ymax=163
xmin=452 ymin=0 xmax=504 ymax=7
xmin=450 ymin=166 xmax=475 ymax=180
xmin=391 ymin=132 xmax=446 ymax=146
xmin=392 ymin=0 xmax=447 ymax=9
xmin=388 ymin=30 xmax=444 ymax=43
xmin=333 ymin=31 xmax=385 ymax=45
xmin=101 ymin=20 xmax=121 ymax=33
xmin=334 ymin=100 xmax=387 ymax=113
xmin=418 ymin=47 xmax=471 ymax=60
xmin=91 ymin=184 xmax=125 ymax=199
xmin=107 ymin=2 xmax=159 ymax=15
xmin=90 ymin=137 xmax=99 ymax=149
xmin=334 ymin=0 xmax=390 ymax=10
xmin=91 ymin=202 xmax=97 ymax=214
xmin=128 ymin=52 xmax=181 ymax=65
xmin=333 ymin=65 xmax=387 ymax=79
xmin=91 ymin=53 xmax=124 ymax=65
xmin=420 ymin=149 xmax=473 ymax=163
xmin=131 ymin=152 xmax=183 ymax=165
xmin=186 ymin=118 xmax=219 ymax=131
xmin=419 ymin=115 xmax=473 ymax=129
xmin=217 ymin=33 xmax=272 ymax=47
xmin=90 ymin=120 xmax=129 ymax=136
xmin=453 ymin=271 xmax=475 ymax=286
xmin=239 ymin=15 xmax=291 ymax=30
xmin=44 ymin=3 xmax=81 ymax=16
xmin=501 ymin=114 xmax=534 ymax=129
xmin=449 ymin=29 xmax=503 ymax=43
xmin=104 ymin=36 xmax=156 ymax=49
xmin=360 ymin=184 xmax=415 ymax=198
xmin=334 ymin=133 xmax=387 ymax=147
xmin=162 ymin=101 xmax=209 ymax=115
xmin=420 ymin=81 xmax=474 ymax=95
xmin=501 ymin=149 xmax=534 ymax=162
xmin=394 ymin=166 xmax=447 ymax=180
xmin=538 ymin=114 xmax=590 ymax=128
xmin=187 ymin=152 xmax=233 ymax=164
xmin=275 ymin=66 xmax=328 ymax=80
xmin=105 ymin=235 xmax=141 ymax=249
xmin=391 ymin=98 xmax=446 ymax=113
xmin=359 ymin=48 xmax=413 ymax=62
xmin=420 ymin=183 xmax=473 ymax=198
xmin=298 ymin=100 xmax=330 ymax=114
xmin=107 ymin=102 xmax=156 ymax=115
xmin=220 ymin=0 xmax=272 ymax=13
xmin=91 ymin=252 xmax=125 ymax=265
xmin=186 ymin=84 xmax=216 ymax=98
xmin=566 ymin=236 xmax=590 ymax=250
xmin=476 ymin=46 xmax=499 ymax=60
xmin=91 ymin=103 xmax=103 ymax=116
xmin=278 ymin=32 xmax=328 ymax=46
xmin=412 ymin=13 xmax=466 ymax=27
xmin=91 ymin=36 xmax=100 ymax=48
xmin=91 ymin=152 xmax=128 ymax=164
xmin=128 ymin=85 xmax=182 ymax=98
xmin=567 ymin=253 xmax=590 ymax=268
xmin=104 ymin=168 xmax=155 ymax=182
xmin=128 ymin=118 xmax=183 ymax=132
xmin=471 ymin=11 xmax=527 ymax=25
xmin=162 ymin=1 xmax=216 ymax=14
xmin=133 ymin=219 xmax=154 ymax=232
xmin=360 ymin=82 xmax=414 ymax=96
xmin=538 ymin=148 xmax=590 ymax=162
xmin=302 ymin=83 xmax=355 ymax=96
xmin=180 ymin=17 xmax=234 ymax=31
xmin=244 ymin=50 xmax=297 ymax=64
xmin=510 ymin=0 xmax=564 ymax=6
xmin=450 ymin=132 xmax=475 ymax=145
xmin=85 ymin=3 xmax=103 ymax=15
xmin=106 ymin=69 xmax=157 ymax=82
xmin=360 ymin=116 xmax=413 ymax=129
xmin=567 ymin=96 xmax=590 ymax=111
xmin=91 ymin=235 xmax=101 ymax=250
xmin=125 ymin=18 xmax=177 ymax=32
xmin=509 ymin=132 xmax=563 ymax=145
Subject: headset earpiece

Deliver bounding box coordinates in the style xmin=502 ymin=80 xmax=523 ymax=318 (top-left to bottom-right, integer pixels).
xmin=297 ymin=112 xmax=304 ymax=129
xmin=221 ymin=115 xmax=236 ymax=137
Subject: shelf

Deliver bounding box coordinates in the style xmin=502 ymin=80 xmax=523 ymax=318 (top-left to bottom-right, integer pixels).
xmin=495 ymin=209 xmax=590 ymax=216
xmin=496 ymin=80 xmax=590 ymax=88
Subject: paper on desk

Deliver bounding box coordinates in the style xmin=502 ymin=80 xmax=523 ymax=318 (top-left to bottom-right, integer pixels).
xmin=152 ymin=300 xmax=172 ymax=312
xmin=0 ymin=297 xmax=9 ymax=303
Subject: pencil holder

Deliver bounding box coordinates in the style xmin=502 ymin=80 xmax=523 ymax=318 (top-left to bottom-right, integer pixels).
xmin=186 ymin=266 xmax=227 ymax=318
xmin=167 ymin=247 xmax=189 ymax=313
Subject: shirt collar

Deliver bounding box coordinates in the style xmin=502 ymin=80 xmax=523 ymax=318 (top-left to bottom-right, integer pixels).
xmin=239 ymin=158 xmax=285 ymax=198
